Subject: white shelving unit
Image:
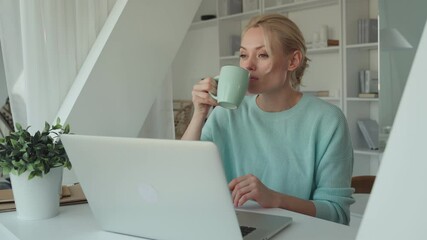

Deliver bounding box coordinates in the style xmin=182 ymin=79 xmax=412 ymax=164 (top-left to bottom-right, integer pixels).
xmin=180 ymin=0 xmax=380 ymax=176
xmin=343 ymin=0 xmax=380 ymax=176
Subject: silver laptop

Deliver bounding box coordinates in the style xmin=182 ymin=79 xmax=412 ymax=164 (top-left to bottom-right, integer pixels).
xmin=61 ymin=135 xmax=292 ymax=240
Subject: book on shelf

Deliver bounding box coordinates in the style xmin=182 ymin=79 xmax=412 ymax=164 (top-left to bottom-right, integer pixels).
xmin=357 ymin=18 xmax=378 ymax=44
xmin=365 ymin=18 xmax=378 ymax=43
xmin=228 ymin=0 xmax=242 ymax=15
xmin=359 ymin=69 xmax=378 ymax=94
xmin=358 ymin=93 xmax=378 ymax=98
xmin=302 ymin=90 xmax=329 ymax=97
xmin=357 ymin=119 xmax=379 ymax=150
xmin=364 ymin=70 xmax=378 ymax=93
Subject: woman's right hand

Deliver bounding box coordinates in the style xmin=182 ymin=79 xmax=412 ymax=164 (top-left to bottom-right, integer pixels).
xmin=191 ymin=77 xmax=218 ymax=117
xmin=181 ymin=77 xmax=218 ymax=140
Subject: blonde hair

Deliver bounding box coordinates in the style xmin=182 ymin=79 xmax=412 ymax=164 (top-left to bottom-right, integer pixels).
xmin=243 ymin=14 xmax=309 ymax=89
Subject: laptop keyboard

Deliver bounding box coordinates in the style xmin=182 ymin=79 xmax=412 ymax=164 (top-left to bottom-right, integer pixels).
xmin=240 ymin=226 xmax=256 ymax=237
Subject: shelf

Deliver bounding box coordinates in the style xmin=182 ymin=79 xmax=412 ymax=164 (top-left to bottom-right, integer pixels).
xmin=190 ymin=19 xmax=218 ymax=30
xmin=307 ymin=46 xmax=340 ymax=54
xmin=264 ymin=0 xmax=339 ymax=13
xmin=354 ymin=148 xmax=383 ymax=156
xmin=321 ymin=97 xmax=340 ymax=101
xmin=347 ymin=42 xmax=378 ymax=51
xmin=347 ymin=97 xmax=379 ymax=102
xmin=219 ymin=10 xmax=260 ymax=22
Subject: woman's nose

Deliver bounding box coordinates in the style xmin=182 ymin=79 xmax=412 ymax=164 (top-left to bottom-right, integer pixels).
xmin=240 ymin=58 xmax=256 ymax=71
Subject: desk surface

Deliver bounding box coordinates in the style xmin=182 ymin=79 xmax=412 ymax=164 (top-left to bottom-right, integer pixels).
xmin=0 ymin=202 xmax=359 ymax=240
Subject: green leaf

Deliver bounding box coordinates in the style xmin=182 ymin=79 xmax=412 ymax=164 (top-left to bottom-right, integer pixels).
xmin=17 ymin=166 xmax=26 ymax=175
xmin=12 ymin=160 xmax=20 ymax=167
xmin=10 ymin=139 xmax=18 ymax=148
xmin=28 ymin=171 xmax=37 ymax=180
xmin=27 ymin=164 xmax=34 ymax=171
xmin=64 ymin=124 xmax=70 ymax=134
xmin=43 ymin=122 xmax=50 ymax=133
xmin=64 ymin=161 xmax=72 ymax=170
xmin=22 ymin=152 xmax=29 ymax=161
xmin=44 ymin=166 xmax=50 ymax=175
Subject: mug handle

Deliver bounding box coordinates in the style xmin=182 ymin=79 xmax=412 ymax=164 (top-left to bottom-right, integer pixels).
xmin=209 ymin=76 xmax=220 ymax=100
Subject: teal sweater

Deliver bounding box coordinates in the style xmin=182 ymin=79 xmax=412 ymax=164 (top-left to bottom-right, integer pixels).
xmin=201 ymin=94 xmax=354 ymax=225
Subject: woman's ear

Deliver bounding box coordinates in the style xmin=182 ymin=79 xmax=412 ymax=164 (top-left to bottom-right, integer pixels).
xmin=287 ymin=50 xmax=302 ymax=71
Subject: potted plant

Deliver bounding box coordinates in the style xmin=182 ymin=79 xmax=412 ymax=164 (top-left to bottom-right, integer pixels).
xmin=0 ymin=118 xmax=71 ymax=220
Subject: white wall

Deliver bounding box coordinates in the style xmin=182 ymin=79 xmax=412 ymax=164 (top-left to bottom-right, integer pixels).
xmin=172 ymin=25 xmax=220 ymax=100
xmin=0 ymin=43 xmax=7 ymax=104
xmin=171 ymin=0 xmax=219 ymax=101
xmin=59 ymin=0 xmax=201 ymax=137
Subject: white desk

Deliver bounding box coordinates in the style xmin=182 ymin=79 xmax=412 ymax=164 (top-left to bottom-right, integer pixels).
xmin=351 ymin=194 xmax=369 ymax=216
xmin=0 ymin=202 xmax=359 ymax=240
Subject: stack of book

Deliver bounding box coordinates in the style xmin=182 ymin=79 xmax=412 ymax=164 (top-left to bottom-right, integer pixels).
xmin=359 ymin=69 xmax=378 ymax=98
xmin=357 ymin=18 xmax=378 ymax=44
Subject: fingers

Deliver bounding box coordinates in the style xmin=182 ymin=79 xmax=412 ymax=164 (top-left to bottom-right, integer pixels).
xmin=193 ymin=77 xmax=217 ymax=95
xmin=192 ymin=77 xmax=218 ymax=107
xmin=232 ymin=183 xmax=254 ymax=207
xmin=230 ymin=175 xmax=280 ymax=208
xmin=228 ymin=177 xmax=239 ymax=190
xmin=229 ymin=174 xmax=259 ymax=207
xmin=192 ymin=90 xmax=217 ymax=106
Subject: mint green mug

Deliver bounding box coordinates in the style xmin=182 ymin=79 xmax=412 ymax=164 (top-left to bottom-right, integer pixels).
xmin=211 ymin=66 xmax=250 ymax=109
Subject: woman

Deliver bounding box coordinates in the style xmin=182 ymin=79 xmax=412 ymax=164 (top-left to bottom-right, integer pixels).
xmin=182 ymin=14 xmax=354 ymax=225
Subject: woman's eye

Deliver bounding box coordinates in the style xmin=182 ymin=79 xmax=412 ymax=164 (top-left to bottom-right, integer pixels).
xmin=258 ymin=53 xmax=269 ymax=59
xmin=239 ymin=54 xmax=247 ymax=59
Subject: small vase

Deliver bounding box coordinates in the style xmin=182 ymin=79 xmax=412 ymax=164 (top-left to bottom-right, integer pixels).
xmin=10 ymin=166 xmax=63 ymax=220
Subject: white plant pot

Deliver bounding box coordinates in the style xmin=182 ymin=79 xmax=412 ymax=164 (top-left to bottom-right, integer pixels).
xmin=10 ymin=166 xmax=63 ymax=220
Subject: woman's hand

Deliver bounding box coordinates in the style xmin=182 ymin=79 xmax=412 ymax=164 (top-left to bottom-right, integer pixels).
xmin=191 ymin=77 xmax=218 ymax=118
xmin=229 ymin=174 xmax=280 ymax=208
xmin=181 ymin=77 xmax=218 ymax=140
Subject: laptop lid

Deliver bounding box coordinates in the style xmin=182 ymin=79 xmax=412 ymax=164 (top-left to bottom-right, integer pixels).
xmin=61 ymin=135 xmax=291 ymax=240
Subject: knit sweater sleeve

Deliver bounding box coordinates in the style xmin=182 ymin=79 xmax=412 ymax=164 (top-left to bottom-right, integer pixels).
xmin=311 ymin=109 xmax=355 ymax=225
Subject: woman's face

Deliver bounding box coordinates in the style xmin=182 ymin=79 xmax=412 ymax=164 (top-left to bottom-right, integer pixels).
xmin=240 ymin=27 xmax=290 ymax=94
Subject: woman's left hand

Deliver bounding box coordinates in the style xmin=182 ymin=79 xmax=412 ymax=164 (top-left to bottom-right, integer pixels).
xmin=229 ymin=174 xmax=280 ymax=208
